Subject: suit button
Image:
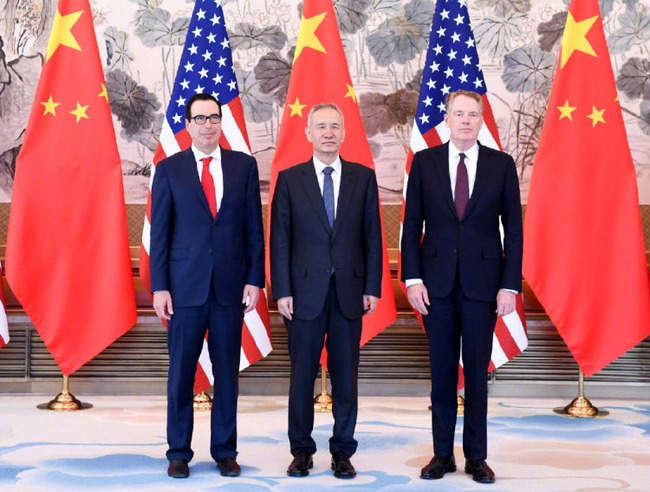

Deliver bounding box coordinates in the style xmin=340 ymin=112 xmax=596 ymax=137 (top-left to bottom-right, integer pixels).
xmin=453 ymin=249 xmax=458 ymax=254
xmin=209 ymin=249 xmax=213 ymax=254
xmin=459 ymin=225 xmax=463 ymax=229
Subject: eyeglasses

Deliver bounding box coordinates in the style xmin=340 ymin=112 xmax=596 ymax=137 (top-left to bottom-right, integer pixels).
xmin=190 ymin=113 xmax=222 ymax=125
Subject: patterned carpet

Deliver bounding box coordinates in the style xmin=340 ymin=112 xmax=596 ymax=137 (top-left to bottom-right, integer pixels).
xmin=1 ymin=395 xmax=648 ymax=491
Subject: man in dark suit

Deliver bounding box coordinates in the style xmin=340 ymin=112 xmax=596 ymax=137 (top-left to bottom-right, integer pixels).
xmin=270 ymin=103 xmax=382 ymax=479
xmin=401 ymin=90 xmax=522 ymax=484
xmin=150 ymin=93 xmax=264 ymax=479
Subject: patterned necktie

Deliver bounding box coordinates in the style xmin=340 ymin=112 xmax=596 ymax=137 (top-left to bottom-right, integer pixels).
xmin=454 ymin=152 xmax=469 ymax=220
xmin=201 ymin=157 xmax=217 ymax=218
xmin=322 ymin=166 xmax=335 ymax=229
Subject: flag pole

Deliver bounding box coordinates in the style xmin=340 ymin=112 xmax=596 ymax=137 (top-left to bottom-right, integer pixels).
xmin=313 ymin=364 xmax=332 ymax=413
xmin=193 ymin=391 xmax=212 ymax=411
xmin=37 ymin=374 xmax=92 ymax=411
xmin=553 ymin=369 xmax=609 ymax=418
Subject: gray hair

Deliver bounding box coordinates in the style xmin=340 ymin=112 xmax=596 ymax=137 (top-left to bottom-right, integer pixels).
xmin=307 ymin=103 xmax=345 ymax=128
xmin=444 ymin=90 xmax=484 ymax=114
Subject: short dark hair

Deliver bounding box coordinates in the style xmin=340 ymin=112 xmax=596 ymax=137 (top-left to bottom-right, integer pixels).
xmin=185 ymin=93 xmax=222 ymax=122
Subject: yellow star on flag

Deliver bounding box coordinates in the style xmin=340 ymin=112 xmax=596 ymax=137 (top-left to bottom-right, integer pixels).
xmin=294 ymin=12 xmax=327 ymax=62
xmin=560 ymin=12 xmax=598 ymax=69
xmin=587 ymin=106 xmax=605 ymax=127
xmin=98 ymin=83 xmax=109 ymax=103
xmin=46 ymin=10 xmax=83 ymax=62
xmin=557 ymin=100 xmax=577 ymax=120
xmin=289 ymin=97 xmax=306 ymax=117
xmin=41 ymin=95 xmax=60 ymax=116
xmin=344 ymin=84 xmax=357 ymax=104
xmin=70 ymin=102 xmax=89 ymax=123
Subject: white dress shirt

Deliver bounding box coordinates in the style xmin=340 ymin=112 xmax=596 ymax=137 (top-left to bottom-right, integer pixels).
xmin=312 ymin=155 xmax=342 ymax=218
xmin=449 ymin=140 xmax=479 ymax=200
xmin=192 ymin=144 xmax=224 ymax=210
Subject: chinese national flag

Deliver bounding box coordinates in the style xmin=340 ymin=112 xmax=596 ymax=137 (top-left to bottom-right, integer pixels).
xmin=523 ymin=0 xmax=650 ymax=377
xmin=6 ymin=0 xmax=137 ymax=375
xmin=268 ymin=0 xmax=397 ymax=350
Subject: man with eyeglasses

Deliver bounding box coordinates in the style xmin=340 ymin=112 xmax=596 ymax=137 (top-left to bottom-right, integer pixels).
xmin=401 ymin=90 xmax=522 ymax=484
xmin=150 ymin=93 xmax=264 ymax=479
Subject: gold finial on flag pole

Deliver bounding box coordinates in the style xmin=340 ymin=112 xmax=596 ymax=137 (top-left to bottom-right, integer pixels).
xmin=553 ymin=369 xmax=609 ymax=418
xmin=314 ymin=364 xmax=332 ymax=413
xmin=37 ymin=374 xmax=92 ymax=411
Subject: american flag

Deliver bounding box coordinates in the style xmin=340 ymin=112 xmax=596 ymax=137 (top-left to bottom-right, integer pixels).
xmin=400 ymin=0 xmax=528 ymax=378
xmin=0 ymin=260 xmax=8 ymax=349
xmin=140 ymin=0 xmax=273 ymax=392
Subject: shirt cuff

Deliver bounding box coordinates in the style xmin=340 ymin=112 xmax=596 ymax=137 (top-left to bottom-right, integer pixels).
xmin=405 ymin=279 xmax=423 ymax=288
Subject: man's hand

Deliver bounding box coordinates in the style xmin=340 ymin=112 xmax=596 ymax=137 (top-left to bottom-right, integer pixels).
xmin=153 ymin=290 xmax=173 ymax=320
xmin=496 ymin=289 xmax=516 ymax=317
xmin=363 ymin=295 xmax=378 ymax=315
xmin=242 ymin=285 xmax=260 ymax=313
xmin=407 ymin=283 xmax=430 ymax=315
xmin=277 ymin=296 xmax=293 ymax=320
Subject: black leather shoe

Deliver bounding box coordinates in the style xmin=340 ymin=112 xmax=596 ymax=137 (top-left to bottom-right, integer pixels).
xmin=217 ymin=458 xmax=241 ymax=477
xmin=465 ymin=459 xmax=495 ymax=484
xmin=331 ymin=452 xmax=356 ymax=479
xmin=167 ymin=459 xmax=189 ymax=478
xmin=420 ymin=455 xmax=456 ymax=479
xmin=287 ymin=452 xmax=313 ymax=477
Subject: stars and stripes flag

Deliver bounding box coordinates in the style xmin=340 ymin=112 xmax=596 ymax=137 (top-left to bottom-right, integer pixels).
xmin=399 ymin=0 xmax=528 ymax=382
xmin=0 ymin=261 xmax=8 ymax=349
xmin=139 ymin=0 xmax=273 ymax=393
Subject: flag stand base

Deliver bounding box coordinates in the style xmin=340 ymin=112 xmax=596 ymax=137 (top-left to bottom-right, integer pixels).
xmin=193 ymin=392 xmax=213 ymax=411
xmin=553 ymin=369 xmax=609 ymax=418
xmin=457 ymin=393 xmax=465 ymax=416
xmin=37 ymin=375 xmax=92 ymax=411
xmin=314 ymin=365 xmax=332 ymax=413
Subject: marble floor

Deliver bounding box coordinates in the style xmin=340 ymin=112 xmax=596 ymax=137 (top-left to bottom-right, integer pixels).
xmin=1 ymin=395 xmax=648 ymax=491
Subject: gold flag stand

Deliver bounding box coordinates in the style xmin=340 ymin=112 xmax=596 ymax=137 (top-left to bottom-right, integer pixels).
xmin=553 ymin=369 xmax=609 ymax=418
xmin=428 ymin=393 xmax=464 ymax=414
xmin=193 ymin=391 xmax=213 ymax=411
xmin=37 ymin=374 xmax=92 ymax=411
xmin=314 ymin=364 xmax=332 ymax=413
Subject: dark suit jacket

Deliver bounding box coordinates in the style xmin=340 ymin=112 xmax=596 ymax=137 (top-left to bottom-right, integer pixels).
xmin=150 ymin=147 xmax=265 ymax=307
xmin=270 ymin=158 xmax=382 ymax=320
xmin=401 ymin=142 xmax=522 ymax=301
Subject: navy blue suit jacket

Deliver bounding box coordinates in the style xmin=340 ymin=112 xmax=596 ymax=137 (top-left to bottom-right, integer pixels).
xmin=150 ymin=147 xmax=264 ymax=307
xmin=270 ymin=158 xmax=382 ymax=320
xmin=400 ymin=142 xmax=522 ymax=301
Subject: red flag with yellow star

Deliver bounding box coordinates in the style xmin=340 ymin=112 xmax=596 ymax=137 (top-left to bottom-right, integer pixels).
xmin=268 ymin=0 xmax=396 ymax=350
xmin=6 ymin=0 xmax=136 ymax=375
xmin=523 ymin=0 xmax=650 ymax=376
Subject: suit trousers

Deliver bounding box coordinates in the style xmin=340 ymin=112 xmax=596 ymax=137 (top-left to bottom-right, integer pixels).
xmin=422 ymin=271 xmax=496 ymax=461
xmin=285 ymin=275 xmax=362 ymax=457
xmin=166 ymin=278 xmax=244 ymax=463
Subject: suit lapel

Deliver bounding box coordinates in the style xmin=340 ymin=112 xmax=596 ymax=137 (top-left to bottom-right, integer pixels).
xmin=217 ymin=149 xmax=234 ymax=224
xmin=463 ymin=142 xmax=492 ymax=219
xmin=434 ymin=143 xmax=457 ymax=218
xmin=187 ymin=148 xmax=219 ymax=221
xmin=299 ymin=160 xmax=332 ymax=235
xmin=333 ymin=159 xmax=357 ymax=238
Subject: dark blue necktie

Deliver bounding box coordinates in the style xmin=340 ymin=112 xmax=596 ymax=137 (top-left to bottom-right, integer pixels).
xmin=323 ymin=166 xmax=335 ymax=228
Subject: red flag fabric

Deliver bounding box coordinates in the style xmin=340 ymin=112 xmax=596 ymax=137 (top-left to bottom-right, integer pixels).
xmin=5 ymin=0 xmax=136 ymax=375
xmin=523 ymin=0 xmax=650 ymax=377
xmin=0 ymin=261 xmax=8 ymax=349
xmin=268 ymin=0 xmax=397 ymax=352
xmin=139 ymin=0 xmax=273 ymax=393
xmin=399 ymin=0 xmax=528 ymax=381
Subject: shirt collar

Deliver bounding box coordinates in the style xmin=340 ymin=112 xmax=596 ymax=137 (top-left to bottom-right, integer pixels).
xmin=313 ymin=154 xmax=342 ymax=175
xmin=449 ymin=140 xmax=479 ymax=162
xmin=191 ymin=144 xmax=221 ymax=162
